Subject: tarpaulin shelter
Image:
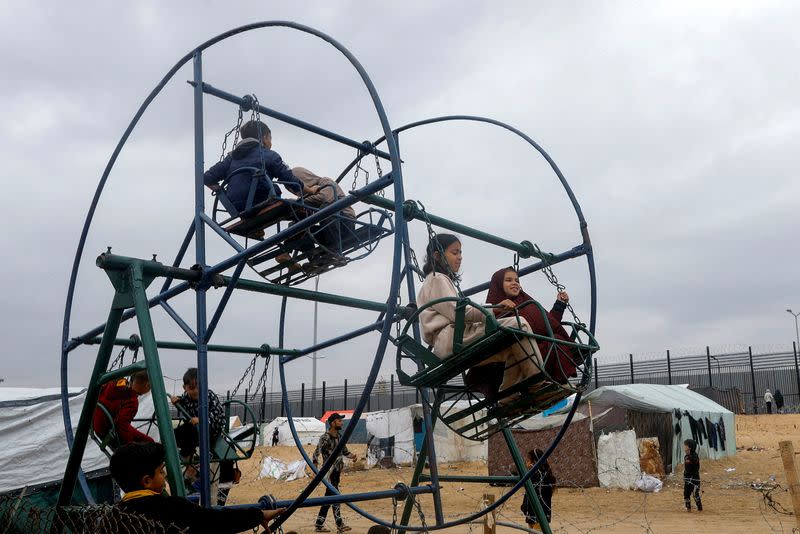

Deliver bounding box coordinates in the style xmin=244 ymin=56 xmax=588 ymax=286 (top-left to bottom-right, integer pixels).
xmin=262 ymin=417 xmax=326 ymax=446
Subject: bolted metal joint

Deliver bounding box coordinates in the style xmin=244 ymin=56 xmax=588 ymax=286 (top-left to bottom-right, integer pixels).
xmin=401 ymin=199 xmax=420 ymax=221
xmin=259 ymin=344 xmax=271 ymax=357
xmin=126 ymin=334 xmax=141 ymax=350
xmin=519 ymin=240 xmax=535 ymax=259
xmin=189 ymin=264 xmax=218 ymax=291
xmin=240 ymin=94 xmax=256 ymax=112
xmin=258 ymin=494 xmax=278 ymax=510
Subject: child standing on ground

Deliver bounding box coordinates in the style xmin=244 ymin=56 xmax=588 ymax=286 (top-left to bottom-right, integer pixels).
xmin=521 ymin=448 xmax=556 ymax=530
xmin=683 ymin=438 xmax=703 ymax=511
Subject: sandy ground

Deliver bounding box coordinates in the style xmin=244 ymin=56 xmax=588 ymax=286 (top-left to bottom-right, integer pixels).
xmin=227 ymin=415 xmax=800 ymax=533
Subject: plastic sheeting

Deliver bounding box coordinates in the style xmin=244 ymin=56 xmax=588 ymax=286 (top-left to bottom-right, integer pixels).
xmin=258 ymin=457 xmax=308 ymax=481
xmin=409 ymin=404 xmax=487 ymax=463
xmin=365 ymin=408 xmax=415 ymax=467
xmin=261 ymin=417 xmax=326 ymax=446
xmin=597 ymin=430 xmax=641 ymax=489
xmin=0 ymin=387 xmax=110 ymax=493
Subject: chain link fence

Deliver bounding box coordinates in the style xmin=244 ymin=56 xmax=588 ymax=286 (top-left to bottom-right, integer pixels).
xmin=0 ymin=492 xmax=188 ymax=534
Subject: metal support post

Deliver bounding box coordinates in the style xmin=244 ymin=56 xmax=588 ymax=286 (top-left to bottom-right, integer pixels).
xmin=629 ymin=354 xmax=634 ymax=384
xmin=58 ymin=305 xmax=124 ymax=505
xmin=706 ymin=346 xmax=713 ymax=387
xmin=130 ymin=269 xmax=184 ymax=497
xmin=666 ymin=350 xmax=672 ymax=385
xmin=794 ymin=343 xmax=800 ymax=409
xmin=343 ymin=379 xmax=348 ymax=410
xmin=749 ymin=346 xmax=758 ymax=414
xmin=192 ymin=50 xmax=212 ymax=507
xmin=502 ymin=428 xmax=552 ymax=534
xmin=322 ymin=381 xmax=326 ymax=415
xmin=301 ymin=383 xmax=305 ymax=417
xmin=593 ymin=357 xmax=599 ymax=389
xmin=391 ymin=374 xmax=395 ymax=409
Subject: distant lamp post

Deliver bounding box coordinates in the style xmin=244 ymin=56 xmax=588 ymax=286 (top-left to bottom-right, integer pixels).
xmin=789 ymin=309 xmax=800 ymax=352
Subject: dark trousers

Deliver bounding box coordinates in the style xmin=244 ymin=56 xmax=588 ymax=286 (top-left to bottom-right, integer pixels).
xmin=175 ymin=423 xmax=199 ymax=458
xmin=683 ymin=478 xmax=702 ymax=510
xmin=316 ymin=217 xmax=356 ymax=254
xmin=767 ymin=401 xmax=773 ymax=414
xmin=316 ymin=469 xmax=344 ymax=527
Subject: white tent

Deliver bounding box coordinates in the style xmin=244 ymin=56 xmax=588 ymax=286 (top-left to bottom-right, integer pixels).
xmin=362 ymin=404 xmax=487 ymax=467
xmin=365 ymin=407 xmax=416 ymax=466
xmin=0 ymin=387 xmax=111 ymax=493
xmin=262 ymin=417 xmax=326 ymax=446
xmin=579 ymin=384 xmax=736 ymax=473
xmin=414 ymin=402 xmax=487 ymax=463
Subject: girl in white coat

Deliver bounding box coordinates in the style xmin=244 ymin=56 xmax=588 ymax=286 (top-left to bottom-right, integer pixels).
xmin=416 ymin=234 xmax=542 ymax=402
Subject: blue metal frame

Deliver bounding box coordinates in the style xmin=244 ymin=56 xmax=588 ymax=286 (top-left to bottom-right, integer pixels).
xmin=58 ymin=20 xmax=596 ymax=532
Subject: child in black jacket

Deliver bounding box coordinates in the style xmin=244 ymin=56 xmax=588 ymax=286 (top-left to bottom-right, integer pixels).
xmin=683 ymin=438 xmax=703 ymax=511
xmin=110 ymin=442 xmax=284 ymax=533
xmin=521 ymin=448 xmax=556 ymax=529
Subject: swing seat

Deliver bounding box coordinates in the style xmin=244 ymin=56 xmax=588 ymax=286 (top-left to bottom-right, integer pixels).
xmin=173 ymin=399 xmax=259 ymax=464
xmin=224 ymin=200 xmax=298 ymax=239
xmin=246 ymin=207 xmax=394 ymax=285
xmin=90 ymin=403 xmax=121 ymax=458
xmin=395 ymin=297 xmax=526 ymax=389
xmin=395 ymin=297 xmax=600 ymax=441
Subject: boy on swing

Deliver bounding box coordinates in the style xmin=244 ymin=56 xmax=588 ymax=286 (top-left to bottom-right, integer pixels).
xmin=203 ymin=120 xmax=316 ymax=215
xmin=93 ymin=370 xmax=154 ymax=446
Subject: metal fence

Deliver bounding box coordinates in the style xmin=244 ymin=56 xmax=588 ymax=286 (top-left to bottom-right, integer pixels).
xmin=221 ymin=343 xmax=800 ymax=424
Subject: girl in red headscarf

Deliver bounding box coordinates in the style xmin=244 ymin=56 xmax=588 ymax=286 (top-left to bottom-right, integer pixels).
xmin=486 ymin=267 xmax=578 ymax=383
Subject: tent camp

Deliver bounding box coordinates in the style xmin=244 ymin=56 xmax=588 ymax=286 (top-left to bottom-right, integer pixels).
xmin=320 ymin=410 xmax=369 ymax=443
xmin=0 ymin=387 xmax=116 ymax=495
xmin=262 ymin=417 xmax=326 ymax=446
xmin=362 ymin=404 xmax=487 ymax=468
xmin=489 ymin=384 xmax=736 ymax=486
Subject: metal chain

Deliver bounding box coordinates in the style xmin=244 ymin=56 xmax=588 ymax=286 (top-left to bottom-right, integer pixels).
xmin=374 ymin=149 xmax=385 ymax=197
xmin=352 ymin=145 xmax=370 ymax=192
xmin=391 ymin=495 xmax=399 ymax=534
xmin=108 ymin=345 xmax=127 ymax=371
xmin=533 ymin=243 xmax=583 ymax=326
xmin=231 ymin=355 xmax=258 ymax=398
xmin=252 ymin=356 xmax=271 ymax=400
xmin=411 ymin=492 xmax=429 ymax=532
xmin=513 ymin=253 xmax=520 ymax=273
xmin=417 ymin=201 xmax=461 ymax=294
xmin=219 ymin=106 xmax=244 ymax=162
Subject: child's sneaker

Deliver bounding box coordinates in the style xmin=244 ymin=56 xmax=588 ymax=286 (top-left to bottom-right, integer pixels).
xmin=314 ymin=526 xmax=331 ymax=533
xmin=337 ymin=526 xmax=352 ymax=533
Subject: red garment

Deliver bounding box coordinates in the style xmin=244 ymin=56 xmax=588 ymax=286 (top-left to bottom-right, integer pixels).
xmin=92 ymin=379 xmax=153 ymax=444
xmin=485 ymin=267 xmax=578 ymax=383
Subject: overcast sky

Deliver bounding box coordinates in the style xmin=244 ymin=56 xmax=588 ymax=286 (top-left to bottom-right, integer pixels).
xmin=1 ymin=2 xmax=798 ymax=394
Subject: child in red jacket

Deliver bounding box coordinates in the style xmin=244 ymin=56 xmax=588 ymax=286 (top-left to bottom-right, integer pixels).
xmin=93 ymin=370 xmax=153 ymax=445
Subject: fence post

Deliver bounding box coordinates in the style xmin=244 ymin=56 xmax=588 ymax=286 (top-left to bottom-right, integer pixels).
xmin=391 ymin=374 xmax=395 ymax=409
xmin=260 ymin=384 xmax=266 ymax=423
xmin=226 ymin=390 xmax=230 ymax=402
xmin=300 ymin=383 xmax=305 ymax=417
xmin=594 ymin=357 xmax=599 ymax=389
xmin=706 ymin=346 xmax=713 ymax=388
xmin=629 ymin=354 xmax=634 ymax=384
xmin=794 ymin=342 xmax=800 ymax=412
xmin=344 ymin=379 xmax=348 ymax=410
xmin=666 ymin=350 xmax=672 ymax=385
xmin=779 ymin=440 xmax=800 ymax=530
xmin=322 ymin=381 xmax=327 ymax=415
xmin=749 ymin=346 xmax=758 ymax=414
xmin=415 ymin=388 xmax=419 ymax=404
xmin=244 ymin=388 xmax=248 ymax=405
xmin=280 ymin=395 xmax=284 ymax=417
